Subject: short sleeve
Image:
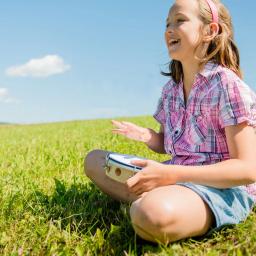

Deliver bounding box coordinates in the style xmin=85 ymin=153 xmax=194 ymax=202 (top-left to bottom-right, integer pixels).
xmin=153 ymin=90 xmax=166 ymax=126
xmin=218 ymin=77 xmax=256 ymax=129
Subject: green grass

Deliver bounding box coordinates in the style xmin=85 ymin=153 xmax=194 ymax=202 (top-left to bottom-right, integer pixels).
xmin=0 ymin=116 xmax=256 ymax=255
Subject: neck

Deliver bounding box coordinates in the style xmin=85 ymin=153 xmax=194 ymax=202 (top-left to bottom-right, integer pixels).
xmin=180 ymin=42 xmax=208 ymax=89
xmin=181 ymin=59 xmax=202 ymax=89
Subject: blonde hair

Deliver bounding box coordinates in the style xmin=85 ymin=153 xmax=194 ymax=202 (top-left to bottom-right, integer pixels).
xmin=163 ymin=0 xmax=242 ymax=83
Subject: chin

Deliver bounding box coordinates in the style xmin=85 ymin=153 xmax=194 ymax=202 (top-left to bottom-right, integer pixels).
xmin=168 ymin=53 xmax=181 ymax=62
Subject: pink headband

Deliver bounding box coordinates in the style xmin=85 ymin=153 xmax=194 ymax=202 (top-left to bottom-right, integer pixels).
xmin=205 ymin=0 xmax=218 ymax=23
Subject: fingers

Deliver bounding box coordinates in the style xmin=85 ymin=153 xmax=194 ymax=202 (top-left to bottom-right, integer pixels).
xmin=111 ymin=120 xmax=136 ymax=140
xmin=121 ymin=121 xmax=138 ymax=128
xmin=112 ymin=130 xmax=128 ymax=137
xmin=111 ymin=120 xmax=144 ymax=141
xmin=126 ymin=173 xmax=141 ymax=194
xmin=111 ymin=120 xmax=128 ymax=135
xmin=126 ymin=161 xmax=147 ymax=191
xmin=127 ymin=173 xmax=139 ymax=188
xmin=111 ymin=120 xmax=138 ymax=129
xmin=111 ymin=120 xmax=130 ymax=134
xmin=130 ymin=159 xmax=148 ymax=167
xmin=111 ymin=120 xmax=127 ymax=129
xmin=127 ymin=173 xmax=150 ymax=196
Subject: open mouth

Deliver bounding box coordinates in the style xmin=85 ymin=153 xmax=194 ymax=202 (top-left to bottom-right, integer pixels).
xmin=169 ymin=39 xmax=180 ymax=46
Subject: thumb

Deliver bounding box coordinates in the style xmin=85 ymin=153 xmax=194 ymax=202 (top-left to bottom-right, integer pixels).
xmin=130 ymin=159 xmax=148 ymax=167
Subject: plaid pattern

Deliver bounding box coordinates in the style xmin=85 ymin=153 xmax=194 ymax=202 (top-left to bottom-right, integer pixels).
xmin=154 ymin=62 xmax=256 ymax=201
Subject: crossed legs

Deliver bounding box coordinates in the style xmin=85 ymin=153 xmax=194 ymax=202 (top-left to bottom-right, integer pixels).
xmin=85 ymin=149 xmax=215 ymax=243
xmin=130 ymin=185 xmax=215 ymax=243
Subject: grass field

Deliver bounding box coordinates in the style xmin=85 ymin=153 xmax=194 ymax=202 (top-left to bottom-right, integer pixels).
xmin=0 ymin=116 xmax=256 ymax=255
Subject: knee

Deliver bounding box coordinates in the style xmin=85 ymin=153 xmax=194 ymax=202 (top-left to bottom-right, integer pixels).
xmin=84 ymin=149 xmax=105 ymax=178
xmin=130 ymin=195 xmax=177 ymax=235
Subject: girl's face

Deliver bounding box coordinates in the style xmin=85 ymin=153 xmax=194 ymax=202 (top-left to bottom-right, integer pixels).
xmin=165 ymin=0 xmax=204 ymax=63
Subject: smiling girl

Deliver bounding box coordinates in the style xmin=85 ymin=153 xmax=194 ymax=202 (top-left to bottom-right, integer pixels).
xmin=85 ymin=0 xmax=256 ymax=243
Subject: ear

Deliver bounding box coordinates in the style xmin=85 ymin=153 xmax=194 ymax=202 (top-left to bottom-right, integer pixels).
xmin=203 ymin=23 xmax=219 ymax=42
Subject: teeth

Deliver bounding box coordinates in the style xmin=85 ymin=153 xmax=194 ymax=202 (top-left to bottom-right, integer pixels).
xmin=170 ymin=39 xmax=179 ymax=44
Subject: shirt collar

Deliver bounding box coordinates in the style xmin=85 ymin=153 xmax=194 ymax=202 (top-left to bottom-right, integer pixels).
xmin=174 ymin=61 xmax=219 ymax=88
xmin=198 ymin=61 xmax=219 ymax=79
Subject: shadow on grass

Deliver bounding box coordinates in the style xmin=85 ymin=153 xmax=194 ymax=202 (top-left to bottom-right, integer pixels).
xmin=26 ymin=178 xmax=160 ymax=255
xmin=25 ymin=178 xmax=230 ymax=255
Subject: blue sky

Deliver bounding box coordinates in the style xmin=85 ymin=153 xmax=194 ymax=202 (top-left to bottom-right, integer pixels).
xmin=0 ymin=1 xmax=255 ymax=124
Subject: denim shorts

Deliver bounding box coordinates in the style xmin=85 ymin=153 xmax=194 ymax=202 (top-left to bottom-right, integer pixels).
xmin=176 ymin=182 xmax=255 ymax=235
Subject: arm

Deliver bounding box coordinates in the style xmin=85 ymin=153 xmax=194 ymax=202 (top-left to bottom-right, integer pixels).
xmin=170 ymin=122 xmax=256 ymax=188
xmin=145 ymin=125 xmax=165 ymax=154
xmin=127 ymin=122 xmax=256 ymax=195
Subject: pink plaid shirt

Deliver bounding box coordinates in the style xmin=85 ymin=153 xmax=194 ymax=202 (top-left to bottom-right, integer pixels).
xmin=154 ymin=62 xmax=256 ymax=201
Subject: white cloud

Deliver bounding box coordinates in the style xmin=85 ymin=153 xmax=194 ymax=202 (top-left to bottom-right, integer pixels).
xmin=5 ymin=55 xmax=71 ymax=78
xmin=0 ymin=88 xmax=8 ymax=98
xmin=0 ymin=88 xmax=20 ymax=104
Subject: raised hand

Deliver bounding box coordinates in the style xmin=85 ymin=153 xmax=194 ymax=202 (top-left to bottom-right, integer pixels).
xmin=111 ymin=120 xmax=151 ymax=143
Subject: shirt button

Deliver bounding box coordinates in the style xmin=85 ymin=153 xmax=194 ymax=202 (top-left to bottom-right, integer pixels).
xmin=174 ymin=130 xmax=179 ymax=135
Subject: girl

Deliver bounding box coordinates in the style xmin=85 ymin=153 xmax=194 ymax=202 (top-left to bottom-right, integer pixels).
xmin=85 ymin=0 xmax=256 ymax=243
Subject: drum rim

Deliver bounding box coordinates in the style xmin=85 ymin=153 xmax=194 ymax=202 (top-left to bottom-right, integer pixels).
xmin=107 ymin=158 xmax=142 ymax=171
xmin=106 ymin=153 xmax=142 ymax=172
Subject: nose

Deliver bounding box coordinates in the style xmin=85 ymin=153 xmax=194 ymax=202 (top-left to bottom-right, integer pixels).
xmin=165 ymin=23 xmax=175 ymax=34
xmin=165 ymin=26 xmax=174 ymax=39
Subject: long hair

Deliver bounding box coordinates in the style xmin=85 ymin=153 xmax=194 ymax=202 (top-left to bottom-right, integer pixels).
xmin=162 ymin=0 xmax=242 ymax=83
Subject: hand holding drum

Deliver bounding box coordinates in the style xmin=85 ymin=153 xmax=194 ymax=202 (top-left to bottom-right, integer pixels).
xmin=105 ymin=153 xmax=146 ymax=183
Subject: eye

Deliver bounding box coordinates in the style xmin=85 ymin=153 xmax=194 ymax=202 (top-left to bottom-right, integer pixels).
xmin=177 ymin=19 xmax=185 ymax=23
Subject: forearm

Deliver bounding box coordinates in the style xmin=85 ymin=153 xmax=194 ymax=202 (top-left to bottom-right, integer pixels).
xmin=145 ymin=128 xmax=166 ymax=154
xmin=168 ymin=159 xmax=256 ymax=188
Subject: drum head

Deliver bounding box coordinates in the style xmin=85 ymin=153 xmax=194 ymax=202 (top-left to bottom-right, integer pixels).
xmin=106 ymin=153 xmax=145 ymax=171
